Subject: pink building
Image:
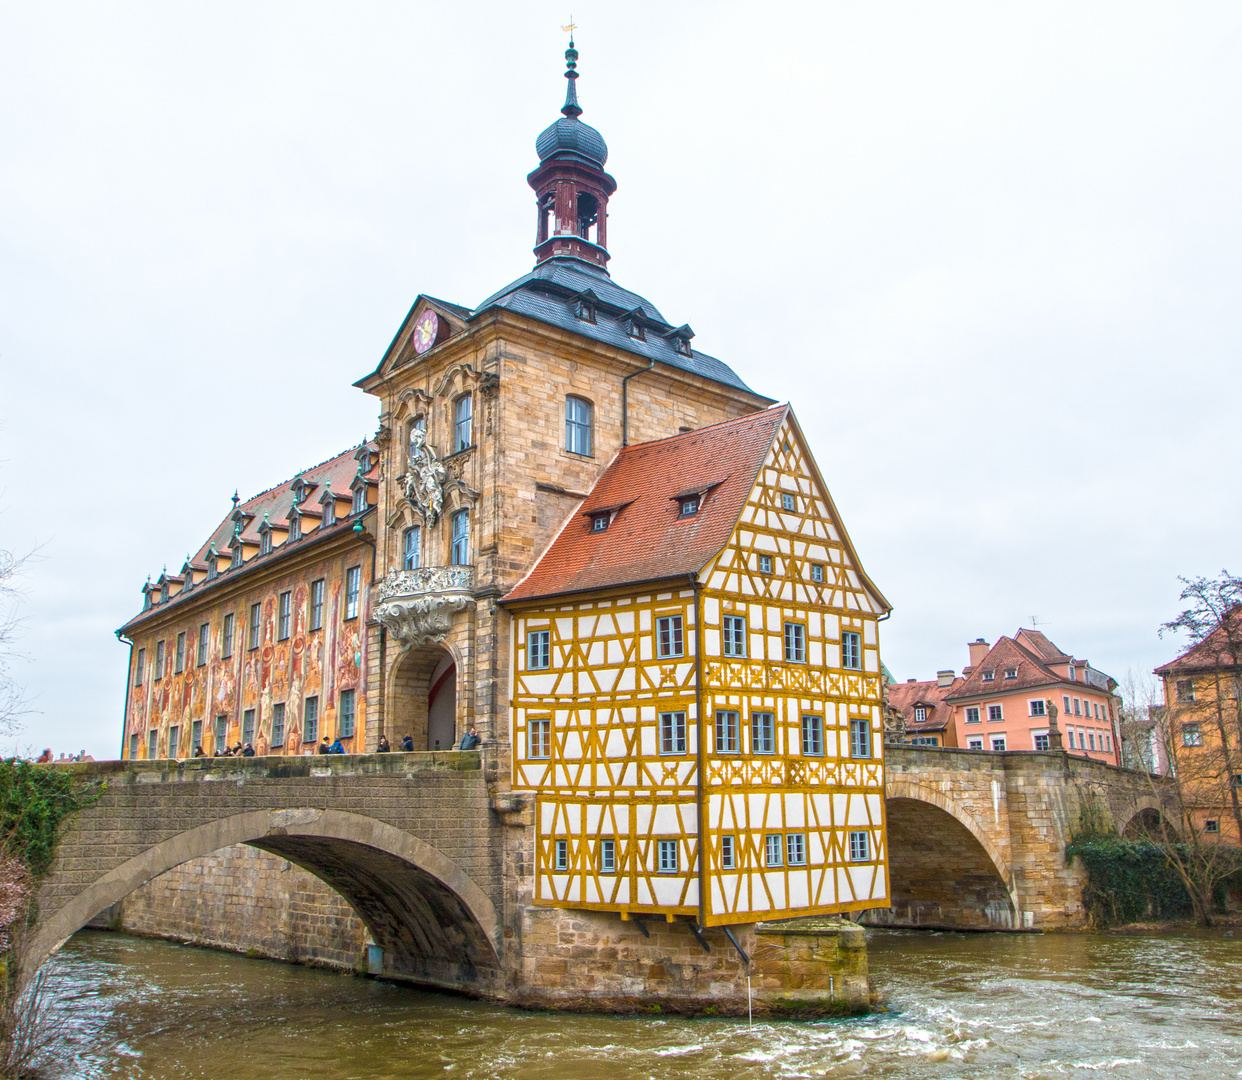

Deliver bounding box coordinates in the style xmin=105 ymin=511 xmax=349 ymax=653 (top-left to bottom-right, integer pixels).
xmin=943 ymin=630 xmax=1120 ymax=762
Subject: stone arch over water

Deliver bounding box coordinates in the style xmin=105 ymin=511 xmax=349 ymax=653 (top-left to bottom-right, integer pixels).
xmin=865 ymin=783 xmax=1017 ymax=930
xmin=21 ymin=808 xmax=501 ymax=995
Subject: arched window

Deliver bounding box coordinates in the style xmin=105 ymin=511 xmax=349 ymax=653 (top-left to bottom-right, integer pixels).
xmin=353 ymin=484 xmax=368 ymax=514
xmin=451 ymin=509 xmax=470 ymax=566
xmin=403 ymin=526 xmax=421 ymax=571
xmin=566 ymin=396 xmax=592 ymax=456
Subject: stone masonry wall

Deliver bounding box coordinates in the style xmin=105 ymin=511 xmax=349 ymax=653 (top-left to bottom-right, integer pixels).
xmin=115 ymin=845 xmax=366 ymax=970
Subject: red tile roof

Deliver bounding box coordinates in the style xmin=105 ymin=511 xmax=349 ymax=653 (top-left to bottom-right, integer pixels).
xmin=503 ymin=407 xmax=789 ymax=603
xmin=946 ymin=636 xmax=1066 ymax=701
xmin=887 ymin=678 xmax=961 ymax=733
xmin=1155 ymin=605 xmax=1242 ymax=674
xmin=1015 ymin=628 xmax=1070 ymax=664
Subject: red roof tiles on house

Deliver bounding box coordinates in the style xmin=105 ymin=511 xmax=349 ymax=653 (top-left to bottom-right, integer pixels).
xmin=503 ymin=407 xmax=789 ymax=603
xmin=1155 ymin=605 xmax=1242 ymax=674
xmin=887 ymin=678 xmax=961 ymax=733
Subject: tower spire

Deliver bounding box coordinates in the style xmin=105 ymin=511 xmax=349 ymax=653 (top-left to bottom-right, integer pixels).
xmin=561 ymin=35 xmax=582 ymax=118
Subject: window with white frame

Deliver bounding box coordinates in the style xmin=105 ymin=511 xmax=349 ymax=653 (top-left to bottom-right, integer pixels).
xmin=913 ymin=706 xmax=927 ymax=723
xmin=527 ymin=630 xmax=551 ymax=670
xmin=660 ymin=711 xmax=687 ymax=755
xmin=528 ymin=718 xmax=551 ymax=759
xmin=599 ymin=838 xmax=616 ymax=873
xmin=278 ymin=591 xmax=291 ymax=641
xmin=1005 ymin=667 xmax=1017 ymax=679
xmin=272 ymin=703 xmax=285 ymax=748
xmin=764 ymin=834 xmax=783 ymax=867
xmin=751 ymin=712 xmax=775 ymax=754
xmin=565 ymin=396 xmax=592 ymax=456
xmin=781 ymin=492 xmax=796 ymax=511
xmin=991 ymin=736 xmax=1007 ymax=751
xmin=722 ymin=615 xmax=747 ymax=657
xmin=784 ymin=622 xmax=806 ymax=663
xmin=155 ymin=640 xmax=165 ymax=680
xmin=554 ymin=839 xmax=569 ymax=871
xmin=758 ymin=554 xmax=773 ymax=574
xmin=968 ymin=737 xmax=984 ymax=750
xmin=353 ymin=483 xmax=368 ymax=514
xmin=1088 ymin=730 xmax=1096 ymax=751
xmin=1033 ymin=732 xmax=1050 ymax=751
xmin=811 ymin=564 xmax=824 ymax=583
xmin=658 ymin=840 xmax=678 ymax=873
xmin=222 ymin=613 xmax=234 ymax=658
xmin=849 ymin=831 xmax=870 ymax=862
xmin=715 ymin=710 xmax=739 ymax=753
xmin=1073 ymin=698 xmax=1082 ymax=716
xmin=450 ymin=510 xmax=470 ymax=566
xmin=310 ymin=579 xmax=324 ymax=632
xmin=322 ymin=496 xmax=335 ymax=527
xmin=1029 ymin=699 xmax=1046 ymax=717
xmin=988 ymin=704 xmax=1003 ymax=722
xmin=842 ymin=630 xmax=862 ymax=670
xmin=679 ymin=495 xmax=699 ymax=517
xmin=261 ymin=529 xmax=272 ymax=555
xmin=407 ymin=415 xmax=425 ymax=459
xmin=720 ymin=835 xmax=736 ymax=870
xmin=197 ymin=624 xmax=209 ymax=667
xmin=590 ymin=512 xmax=609 ymax=532
xmin=965 ymin=706 xmax=981 ymax=724
xmin=249 ymin=603 xmax=261 ymax=649
xmin=786 ymin=833 xmax=806 ymax=866
xmin=454 ymin=394 xmax=473 ymax=452
xmin=802 ymin=714 xmax=824 ymax=757
xmin=345 ymin=566 xmax=361 ymax=619
xmin=1063 ymin=695 xmax=1071 ymax=713
xmin=656 ymin=615 xmax=684 ymax=658
xmin=849 ymin=716 xmax=870 ymax=758
xmin=135 ymin=648 xmax=145 ymax=687
xmin=403 ymin=526 xmax=421 ymax=571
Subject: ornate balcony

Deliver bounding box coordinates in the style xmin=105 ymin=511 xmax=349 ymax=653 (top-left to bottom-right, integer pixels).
xmin=374 ymin=566 xmax=474 ymax=646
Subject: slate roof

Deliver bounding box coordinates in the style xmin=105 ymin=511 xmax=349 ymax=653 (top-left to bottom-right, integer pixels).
xmin=121 ymin=441 xmax=377 ymax=632
xmin=473 ymin=257 xmax=766 ymax=397
xmin=503 ymin=406 xmax=789 ymax=603
xmin=888 ymin=678 xmax=961 ymax=734
xmin=1155 ymin=605 xmax=1242 ymax=674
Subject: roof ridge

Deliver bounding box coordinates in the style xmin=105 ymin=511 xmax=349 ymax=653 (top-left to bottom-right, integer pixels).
xmin=617 ymin=403 xmax=789 ymax=456
xmin=237 ymin=439 xmax=376 ymax=507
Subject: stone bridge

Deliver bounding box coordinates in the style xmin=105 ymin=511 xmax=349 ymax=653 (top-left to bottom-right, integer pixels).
xmin=23 ymin=752 xmax=506 ymax=997
xmin=872 ymin=746 xmax=1161 ymax=931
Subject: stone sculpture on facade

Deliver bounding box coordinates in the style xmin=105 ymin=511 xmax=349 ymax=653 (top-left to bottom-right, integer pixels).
xmin=374 ymin=567 xmax=474 ymax=646
xmin=403 ymin=427 xmax=447 ymax=526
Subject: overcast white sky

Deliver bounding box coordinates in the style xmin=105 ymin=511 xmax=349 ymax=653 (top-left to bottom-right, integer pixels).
xmin=3 ymin=2 xmax=1240 ymax=757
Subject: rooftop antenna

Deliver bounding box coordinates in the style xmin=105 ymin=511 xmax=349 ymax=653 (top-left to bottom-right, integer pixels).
xmin=1030 ymin=616 xmax=1050 ymax=628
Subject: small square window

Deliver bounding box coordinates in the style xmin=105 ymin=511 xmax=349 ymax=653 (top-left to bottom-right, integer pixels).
xmin=591 ymin=513 xmax=609 ymax=532
xmin=1205 ymin=819 xmax=1220 ymax=834
xmin=841 ymin=631 xmax=862 ymax=670
xmin=528 ymin=630 xmax=551 ymax=670
xmin=1004 ymin=667 xmax=1017 ymax=679
xmin=781 ymin=492 xmax=796 ymax=511
xmin=968 ymin=737 xmax=984 ymax=750
xmin=849 ymin=831 xmax=870 ymax=862
xmin=658 ymin=839 xmax=679 ymax=873
xmin=810 ymin=564 xmax=824 ymax=583
xmin=1033 ymin=733 xmax=1050 ymax=751
xmin=1029 ymin=699 xmax=1046 ymax=717
xmin=680 ymin=496 xmax=699 ymax=517
xmin=758 ymin=554 xmax=773 ymax=574
xmin=600 ymin=838 xmax=616 ymax=873
xmin=982 ymin=670 xmax=995 ymax=682
xmin=764 ymin=834 xmax=783 ymax=867
xmin=988 ymin=704 xmax=1003 ymax=722
xmin=1182 ymin=722 xmax=1202 ymax=747
xmin=965 ymin=706 xmax=981 ymax=724
xmin=1176 ymin=679 xmax=1195 ymax=703
xmin=660 ymin=711 xmax=687 ymax=755
xmin=991 ymin=736 xmax=1007 ymax=751
xmin=720 ymin=835 xmax=736 ymax=870
xmin=786 ymin=833 xmax=806 ymax=866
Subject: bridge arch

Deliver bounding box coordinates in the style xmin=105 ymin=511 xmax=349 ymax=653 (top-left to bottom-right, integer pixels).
xmin=1120 ymin=800 xmax=1166 ymax=839
xmin=869 ymin=781 xmax=1018 ymax=930
xmin=22 ymin=808 xmax=501 ymax=993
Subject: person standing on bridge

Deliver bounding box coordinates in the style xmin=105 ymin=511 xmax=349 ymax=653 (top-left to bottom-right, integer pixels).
xmin=400 ymin=734 xmax=414 ymax=752
xmin=458 ymin=727 xmax=481 ymax=751
xmin=376 ymin=735 xmax=391 ymax=753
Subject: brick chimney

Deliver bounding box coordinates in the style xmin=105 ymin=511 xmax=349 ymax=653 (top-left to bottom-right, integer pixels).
xmin=936 ymin=669 xmax=955 ymax=688
xmin=968 ymin=638 xmax=991 ymax=668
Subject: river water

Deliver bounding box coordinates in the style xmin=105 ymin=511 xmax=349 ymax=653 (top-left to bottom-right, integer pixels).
xmin=34 ymin=928 xmax=1242 ymax=1079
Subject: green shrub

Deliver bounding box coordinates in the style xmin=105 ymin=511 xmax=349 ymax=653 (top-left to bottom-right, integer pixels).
xmin=0 ymin=760 xmax=97 ymax=878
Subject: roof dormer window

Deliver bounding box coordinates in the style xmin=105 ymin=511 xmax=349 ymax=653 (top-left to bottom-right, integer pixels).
xmin=288 ymin=513 xmax=301 ymax=543
xmin=571 ymin=290 xmax=597 ymax=323
xmin=182 ymin=569 xmax=194 ymax=592
xmin=668 ymin=324 xmax=695 ymax=357
xmin=914 ymin=706 xmax=927 ymax=723
xmin=143 ymin=586 xmax=152 ymax=611
xmin=322 ymin=495 xmax=335 ymax=527
xmin=591 ymin=513 xmax=609 ymax=532
xmin=231 ymin=546 xmax=243 ymax=569
xmin=207 ymin=546 xmax=218 ymax=581
xmin=160 ymin=581 xmax=169 ymax=603
xmin=982 ymin=670 xmax=995 ymax=682
xmin=622 ymin=309 xmax=646 ymax=340
xmin=352 ymin=484 xmax=367 ymax=515
xmin=261 ymin=530 xmax=272 ymax=555
xmin=679 ymin=496 xmax=699 ymax=517
xmin=1005 ymin=667 xmax=1018 ymax=679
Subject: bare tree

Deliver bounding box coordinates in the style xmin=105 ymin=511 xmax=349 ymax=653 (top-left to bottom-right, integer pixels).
xmin=0 ymin=546 xmax=31 ymax=738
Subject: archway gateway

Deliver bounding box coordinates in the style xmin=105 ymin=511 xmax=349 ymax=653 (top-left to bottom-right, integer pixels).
xmin=387 ymin=644 xmax=459 ymax=752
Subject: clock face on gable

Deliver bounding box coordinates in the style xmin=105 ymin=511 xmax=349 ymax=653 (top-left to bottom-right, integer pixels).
xmin=412 ymin=309 xmax=441 ymax=355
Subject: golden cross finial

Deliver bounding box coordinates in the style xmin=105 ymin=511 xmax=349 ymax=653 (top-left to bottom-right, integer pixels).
xmin=561 ymin=16 xmax=577 ymax=35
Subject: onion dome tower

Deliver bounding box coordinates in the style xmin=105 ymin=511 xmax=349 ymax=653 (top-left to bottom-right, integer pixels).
xmin=528 ymin=38 xmax=617 ymax=270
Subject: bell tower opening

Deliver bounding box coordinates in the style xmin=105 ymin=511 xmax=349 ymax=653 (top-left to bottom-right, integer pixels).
xmin=528 ymin=38 xmax=617 ymax=270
